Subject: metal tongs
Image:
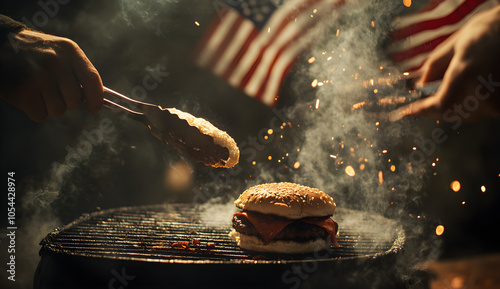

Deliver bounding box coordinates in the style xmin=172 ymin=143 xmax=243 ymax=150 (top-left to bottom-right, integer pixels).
xmin=102 ymin=87 xmax=231 ymax=167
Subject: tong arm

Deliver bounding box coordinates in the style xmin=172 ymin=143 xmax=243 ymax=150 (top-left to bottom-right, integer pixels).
xmin=103 ymin=87 xmax=156 ymax=112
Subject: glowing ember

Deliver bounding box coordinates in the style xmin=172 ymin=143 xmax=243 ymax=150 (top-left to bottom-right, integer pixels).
xmin=315 ymin=99 xmax=320 ymax=109
xmin=336 ymin=29 xmax=340 ymax=37
xmin=194 ymin=21 xmax=200 ymax=26
xmin=308 ymin=56 xmax=316 ymax=63
xmin=252 ymin=161 xmax=256 ymax=165
xmin=164 ymin=161 xmax=193 ymax=191
xmin=462 ymin=201 xmax=466 ymax=205
xmin=403 ymin=72 xmax=410 ymax=76
xmin=268 ymin=156 xmax=272 ymax=160
xmin=382 ymin=149 xmax=388 ymax=154
xmin=481 ymin=185 xmax=486 ymax=193
xmin=330 ymin=154 xmax=337 ymax=159
xmin=360 ymin=164 xmax=365 ymax=170
xmin=403 ymin=0 xmax=412 ymax=7
xmin=371 ymin=21 xmax=375 ymax=28
xmin=378 ymin=171 xmax=383 ymax=184
xmin=435 ymin=225 xmax=444 ymax=236
xmin=352 ymin=102 xmax=365 ymax=110
xmin=345 ymin=166 xmax=355 ymax=177
xmin=267 ymin=129 xmax=273 ymax=135
xmin=293 ymin=161 xmax=300 ymax=169
xmin=311 ymin=79 xmax=318 ymax=87
xmin=450 ymin=277 xmax=465 ymax=289
xmin=390 ymin=165 xmax=396 ymax=172
xmin=450 ymin=181 xmax=461 ymax=192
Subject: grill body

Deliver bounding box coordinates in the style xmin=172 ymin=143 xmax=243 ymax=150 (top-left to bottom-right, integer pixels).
xmin=35 ymin=204 xmax=405 ymax=289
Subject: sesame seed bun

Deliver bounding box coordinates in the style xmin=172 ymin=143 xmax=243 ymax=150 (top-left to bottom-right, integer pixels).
xmin=234 ymin=182 xmax=336 ymax=219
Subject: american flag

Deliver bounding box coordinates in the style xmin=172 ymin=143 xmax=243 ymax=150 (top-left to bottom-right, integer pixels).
xmin=389 ymin=0 xmax=500 ymax=72
xmin=193 ymin=0 xmax=345 ymax=107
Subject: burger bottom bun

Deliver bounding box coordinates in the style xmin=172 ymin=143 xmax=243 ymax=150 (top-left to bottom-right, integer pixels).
xmin=229 ymin=229 xmax=331 ymax=254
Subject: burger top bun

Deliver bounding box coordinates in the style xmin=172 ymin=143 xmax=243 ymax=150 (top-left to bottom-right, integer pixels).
xmin=234 ymin=182 xmax=335 ymax=219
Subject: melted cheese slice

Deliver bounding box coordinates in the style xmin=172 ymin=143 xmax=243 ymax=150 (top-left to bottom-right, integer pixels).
xmin=234 ymin=211 xmax=338 ymax=246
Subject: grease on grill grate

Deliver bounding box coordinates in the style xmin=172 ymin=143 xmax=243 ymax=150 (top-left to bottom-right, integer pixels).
xmin=41 ymin=204 xmax=403 ymax=264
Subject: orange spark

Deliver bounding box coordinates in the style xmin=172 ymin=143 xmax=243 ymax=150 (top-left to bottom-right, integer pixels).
xmin=345 ymin=166 xmax=355 ymax=177
xmin=450 ymin=181 xmax=461 ymax=192
xmin=436 ymin=225 xmax=444 ymax=236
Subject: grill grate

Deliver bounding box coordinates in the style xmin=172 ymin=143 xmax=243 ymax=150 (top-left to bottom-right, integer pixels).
xmin=40 ymin=204 xmax=404 ymax=264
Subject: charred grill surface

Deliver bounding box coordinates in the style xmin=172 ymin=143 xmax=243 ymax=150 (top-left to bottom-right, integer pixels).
xmin=39 ymin=204 xmax=404 ymax=263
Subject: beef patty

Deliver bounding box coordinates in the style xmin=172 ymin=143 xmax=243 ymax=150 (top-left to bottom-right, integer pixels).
xmin=232 ymin=213 xmax=337 ymax=243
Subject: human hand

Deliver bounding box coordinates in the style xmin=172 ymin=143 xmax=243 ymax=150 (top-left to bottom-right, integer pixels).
xmin=390 ymin=5 xmax=500 ymax=122
xmin=0 ymin=29 xmax=103 ymax=122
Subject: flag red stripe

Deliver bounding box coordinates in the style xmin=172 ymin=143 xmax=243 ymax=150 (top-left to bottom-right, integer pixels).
xmin=254 ymin=48 xmax=285 ymax=100
xmin=191 ymin=8 xmax=228 ymax=65
xmin=254 ymin=1 xmax=344 ymax=102
xmin=418 ymin=0 xmax=449 ymax=13
xmin=222 ymin=27 xmax=259 ymax=80
xmin=392 ymin=0 xmax=484 ymax=40
xmin=255 ymin=53 xmax=298 ymax=104
xmin=254 ymin=17 xmax=324 ymax=100
xmin=239 ymin=0 xmax=322 ymax=89
xmin=391 ymin=34 xmax=451 ymax=62
xmin=205 ymin=15 xmax=246 ymax=69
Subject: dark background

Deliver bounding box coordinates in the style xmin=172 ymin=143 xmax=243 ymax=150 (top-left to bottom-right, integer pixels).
xmin=1 ymin=0 xmax=499 ymax=288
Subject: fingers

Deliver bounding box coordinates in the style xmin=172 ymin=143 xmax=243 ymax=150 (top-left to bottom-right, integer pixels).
xmin=54 ymin=61 xmax=84 ymax=110
xmin=418 ymin=33 xmax=458 ymax=84
xmin=66 ymin=41 xmax=103 ymax=114
xmin=3 ymin=31 xmax=103 ymax=122
xmin=391 ymin=56 xmax=472 ymax=121
xmin=38 ymin=73 xmax=66 ymax=118
xmin=389 ymin=96 xmax=442 ymax=122
xmin=14 ymin=86 xmax=48 ymax=123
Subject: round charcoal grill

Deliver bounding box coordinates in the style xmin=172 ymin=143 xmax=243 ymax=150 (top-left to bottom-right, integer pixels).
xmin=35 ymin=204 xmax=406 ymax=289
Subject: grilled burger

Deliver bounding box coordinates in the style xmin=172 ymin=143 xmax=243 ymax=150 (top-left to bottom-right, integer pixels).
xmin=229 ymin=182 xmax=338 ymax=254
